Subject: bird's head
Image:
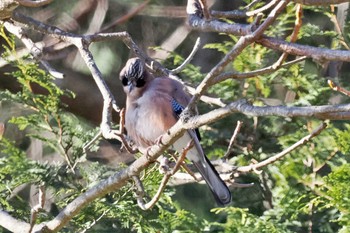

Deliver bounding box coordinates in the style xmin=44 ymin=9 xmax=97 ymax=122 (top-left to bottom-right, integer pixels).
xmin=119 ymin=58 xmax=147 ymax=94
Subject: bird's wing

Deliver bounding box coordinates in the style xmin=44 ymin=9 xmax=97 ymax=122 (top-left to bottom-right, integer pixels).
xmin=170 ymin=98 xmax=231 ymax=205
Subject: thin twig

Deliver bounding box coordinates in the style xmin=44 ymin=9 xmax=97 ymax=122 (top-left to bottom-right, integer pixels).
xmin=247 ymin=0 xmax=279 ymax=17
xmin=271 ymin=3 xmax=303 ymax=69
xmin=329 ymin=4 xmax=350 ymax=50
xmin=136 ymin=140 xmax=194 ymax=210
xmin=211 ymin=0 xmax=278 ymax=19
xmin=170 ymin=37 xmax=201 ymax=74
xmin=212 ymin=56 xmax=307 ymax=84
xmin=236 ymin=122 xmax=327 ymax=173
xmin=223 ymin=121 xmax=243 ymax=158
xmin=328 ymin=79 xmax=350 ymax=97
xmin=29 ymin=185 xmax=45 ymax=233
xmin=3 ymin=21 xmax=64 ymax=79
xmin=188 ymin=0 xmax=290 ymax=110
xmin=17 ymin=0 xmax=53 ymax=7
xmin=83 ymin=131 xmax=102 ymax=152
xmin=101 ymin=0 xmax=150 ymax=32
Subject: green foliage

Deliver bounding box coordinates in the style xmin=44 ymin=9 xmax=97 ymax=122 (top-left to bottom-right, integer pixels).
xmin=209 ymin=207 xmax=291 ymax=233
xmin=324 ymin=164 xmax=350 ymax=230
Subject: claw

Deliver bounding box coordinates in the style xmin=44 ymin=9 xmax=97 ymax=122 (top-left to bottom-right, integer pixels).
xmin=154 ymin=135 xmax=164 ymax=146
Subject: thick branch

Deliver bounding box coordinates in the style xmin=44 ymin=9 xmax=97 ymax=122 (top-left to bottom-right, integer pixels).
xmin=187 ymin=4 xmax=350 ymax=63
xmin=181 ymin=100 xmax=350 ymax=131
xmin=258 ymin=36 xmax=350 ymax=62
xmin=0 ymin=210 xmax=32 ymax=232
xmin=187 ymin=0 xmax=290 ymax=108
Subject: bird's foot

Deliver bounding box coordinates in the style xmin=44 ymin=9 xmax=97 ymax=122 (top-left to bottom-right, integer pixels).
xmin=154 ymin=135 xmax=164 ymax=146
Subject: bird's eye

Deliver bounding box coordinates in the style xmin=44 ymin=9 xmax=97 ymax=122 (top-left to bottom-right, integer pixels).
xmin=122 ymin=76 xmax=128 ymax=86
xmin=135 ymin=78 xmax=145 ymax=87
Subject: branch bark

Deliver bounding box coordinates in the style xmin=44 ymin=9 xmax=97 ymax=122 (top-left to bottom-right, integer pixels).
xmin=236 ymin=122 xmax=327 ymax=173
xmin=292 ymin=0 xmax=349 ymax=5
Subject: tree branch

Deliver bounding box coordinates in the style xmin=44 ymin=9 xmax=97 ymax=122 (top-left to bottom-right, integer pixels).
xmin=257 ymin=36 xmax=350 ymax=62
xmin=17 ymin=0 xmax=53 ymax=7
xmin=187 ymin=0 xmax=290 ymax=109
xmin=292 ymin=0 xmax=349 ymax=5
xmin=236 ymin=122 xmax=327 ymax=173
xmin=187 ymin=1 xmax=350 ymax=63
xmin=0 ymin=210 xmax=32 ymax=232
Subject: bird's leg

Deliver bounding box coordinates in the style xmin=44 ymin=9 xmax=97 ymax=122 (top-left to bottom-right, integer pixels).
xmin=171 ymin=140 xmax=194 ymax=175
xmin=118 ymin=108 xmax=139 ymax=154
xmin=153 ymin=134 xmax=165 ymax=146
xmin=143 ymin=134 xmax=165 ymax=161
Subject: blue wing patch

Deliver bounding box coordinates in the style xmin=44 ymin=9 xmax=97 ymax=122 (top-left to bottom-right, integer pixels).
xmin=171 ymin=98 xmax=184 ymax=117
xmin=171 ymin=98 xmax=201 ymax=141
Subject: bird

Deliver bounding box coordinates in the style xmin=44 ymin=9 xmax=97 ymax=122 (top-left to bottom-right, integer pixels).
xmin=119 ymin=57 xmax=231 ymax=205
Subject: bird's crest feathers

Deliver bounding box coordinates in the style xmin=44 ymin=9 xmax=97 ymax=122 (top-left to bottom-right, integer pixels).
xmin=125 ymin=58 xmax=144 ymax=81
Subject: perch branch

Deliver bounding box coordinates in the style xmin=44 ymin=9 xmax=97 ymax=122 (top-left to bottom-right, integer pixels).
xmin=101 ymin=0 xmax=150 ymax=32
xmin=292 ymin=0 xmax=349 ymax=5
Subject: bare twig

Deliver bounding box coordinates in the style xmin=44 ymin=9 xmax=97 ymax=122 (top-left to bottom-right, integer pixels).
xmin=212 ymin=0 xmax=279 ymax=19
xmin=188 ymin=0 xmax=290 ymax=110
xmin=328 ymin=79 xmax=350 ymax=97
xmin=212 ymin=56 xmax=307 ymax=84
xmin=170 ymin=37 xmax=201 ymax=74
xmin=170 ymin=154 xmax=199 ymax=181
xmin=135 ymin=140 xmax=194 ymax=210
xmin=3 ymin=21 xmax=64 ymax=79
xmin=236 ymin=122 xmax=327 ymax=173
xmin=29 ymin=185 xmax=46 ymax=233
xmin=17 ymin=0 xmax=53 ymax=7
xmin=223 ymin=121 xmax=243 ymax=158
xmin=271 ymin=3 xmax=303 ymax=69
xmin=83 ymin=131 xmax=102 ymax=152
xmin=101 ymin=0 xmax=150 ymax=32
xmin=118 ymin=108 xmax=139 ymax=154
xmin=292 ymin=0 xmax=349 ymax=5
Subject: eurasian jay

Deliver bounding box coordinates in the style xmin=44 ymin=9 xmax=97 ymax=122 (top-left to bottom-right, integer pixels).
xmin=120 ymin=58 xmax=231 ymax=205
